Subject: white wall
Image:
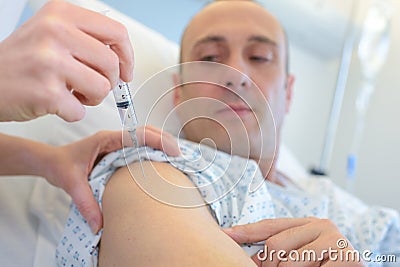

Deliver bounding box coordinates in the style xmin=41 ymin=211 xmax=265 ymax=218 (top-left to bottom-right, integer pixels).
xmin=281 ymin=47 xmax=338 ymax=174
xmin=282 ymin=0 xmax=400 ymax=211
xmin=329 ymin=0 xmax=400 ymax=210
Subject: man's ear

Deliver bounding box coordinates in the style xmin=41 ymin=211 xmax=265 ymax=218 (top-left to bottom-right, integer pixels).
xmin=173 ymin=73 xmax=182 ymax=106
xmin=285 ymin=74 xmax=295 ymax=113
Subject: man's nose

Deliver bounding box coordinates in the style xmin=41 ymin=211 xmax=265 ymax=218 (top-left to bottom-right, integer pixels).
xmin=223 ymin=69 xmax=251 ymax=92
xmin=223 ymin=56 xmax=251 ymax=91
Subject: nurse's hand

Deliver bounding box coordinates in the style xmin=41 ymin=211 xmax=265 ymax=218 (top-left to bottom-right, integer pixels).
xmin=45 ymin=126 xmax=180 ymax=234
xmin=223 ymin=217 xmax=365 ymax=267
xmin=0 ymin=0 xmax=134 ymax=122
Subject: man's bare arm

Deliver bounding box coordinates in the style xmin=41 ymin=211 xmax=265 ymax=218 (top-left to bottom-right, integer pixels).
xmin=99 ymin=161 xmax=256 ymax=267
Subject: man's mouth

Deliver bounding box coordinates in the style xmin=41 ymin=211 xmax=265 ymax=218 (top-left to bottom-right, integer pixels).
xmin=216 ymin=103 xmax=253 ymax=117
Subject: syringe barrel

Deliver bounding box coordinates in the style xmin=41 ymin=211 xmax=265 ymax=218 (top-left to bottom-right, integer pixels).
xmin=112 ymin=81 xmax=139 ymax=145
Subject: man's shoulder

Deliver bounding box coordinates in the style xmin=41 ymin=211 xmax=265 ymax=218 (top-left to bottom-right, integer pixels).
xmin=122 ymin=160 xmax=206 ymax=207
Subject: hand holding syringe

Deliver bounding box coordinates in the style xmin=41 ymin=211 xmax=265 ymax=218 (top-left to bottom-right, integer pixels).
xmin=100 ymin=10 xmax=144 ymax=175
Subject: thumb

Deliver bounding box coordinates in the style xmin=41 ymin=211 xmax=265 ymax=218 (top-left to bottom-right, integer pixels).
xmin=223 ymin=218 xmax=312 ymax=245
xmin=222 ymin=223 xmax=268 ymax=244
xmin=68 ymin=179 xmax=103 ymax=234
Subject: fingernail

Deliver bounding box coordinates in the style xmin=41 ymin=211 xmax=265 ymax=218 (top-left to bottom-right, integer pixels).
xmin=222 ymin=227 xmax=242 ymax=241
xmin=89 ymin=219 xmax=100 ymax=234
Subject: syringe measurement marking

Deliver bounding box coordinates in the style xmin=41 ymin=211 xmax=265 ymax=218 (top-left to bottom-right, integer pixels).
xmin=116 ymin=101 xmax=130 ymax=108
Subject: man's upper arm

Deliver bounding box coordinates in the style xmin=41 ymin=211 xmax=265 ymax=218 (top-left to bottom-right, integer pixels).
xmin=99 ymin=161 xmax=256 ymax=267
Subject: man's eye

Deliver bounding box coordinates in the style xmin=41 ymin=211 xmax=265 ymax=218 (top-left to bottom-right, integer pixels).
xmin=249 ymin=56 xmax=270 ymax=62
xmin=200 ymin=55 xmax=220 ymax=62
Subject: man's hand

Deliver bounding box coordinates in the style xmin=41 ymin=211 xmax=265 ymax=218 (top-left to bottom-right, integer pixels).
xmin=44 ymin=126 xmax=180 ymax=233
xmin=223 ymin=217 xmax=366 ymax=266
xmin=0 ymin=0 xmax=134 ymax=122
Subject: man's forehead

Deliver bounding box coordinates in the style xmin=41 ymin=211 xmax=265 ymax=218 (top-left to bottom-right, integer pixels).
xmin=200 ymin=0 xmax=267 ymax=16
xmin=182 ymin=1 xmax=284 ymax=52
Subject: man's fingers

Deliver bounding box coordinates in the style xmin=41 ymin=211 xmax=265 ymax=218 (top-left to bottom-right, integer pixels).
xmin=67 ymin=179 xmax=103 ymax=234
xmin=266 ymin=222 xmax=321 ymax=254
xmin=223 ymin=217 xmax=316 ymax=244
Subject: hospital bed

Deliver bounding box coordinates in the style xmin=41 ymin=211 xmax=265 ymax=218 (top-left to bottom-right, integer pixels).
xmin=0 ymin=1 xmax=309 ymax=266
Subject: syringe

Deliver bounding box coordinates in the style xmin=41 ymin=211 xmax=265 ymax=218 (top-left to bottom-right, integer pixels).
xmin=99 ymin=10 xmax=143 ymax=174
xmin=112 ymin=81 xmax=139 ymax=148
xmin=112 ymin=81 xmax=145 ymax=178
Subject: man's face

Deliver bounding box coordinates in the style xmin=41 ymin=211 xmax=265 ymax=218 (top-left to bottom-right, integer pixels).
xmin=174 ymin=1 xmax=294 ymax=160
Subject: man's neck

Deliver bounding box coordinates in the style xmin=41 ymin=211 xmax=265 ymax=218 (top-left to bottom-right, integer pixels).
xmin=254 ymin=146 xmax=287 ymax=186
xmin=257 ymin=158 xmax=280 ymax=184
